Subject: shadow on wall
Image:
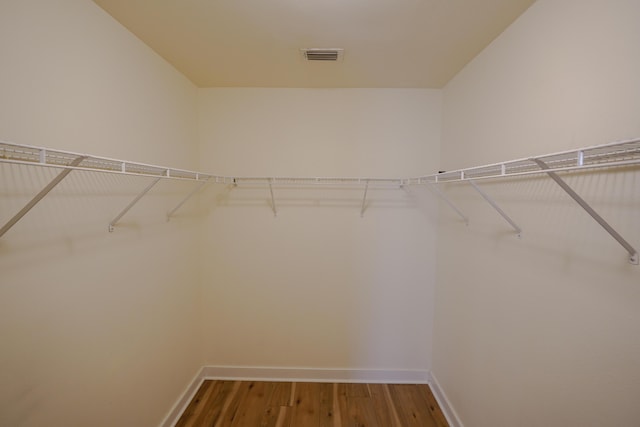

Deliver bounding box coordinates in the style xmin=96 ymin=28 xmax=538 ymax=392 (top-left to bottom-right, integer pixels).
xmin=198 ymin=181 xmax=438 ymax=371
xmin=0 ymin=163 xmax=206 ymax=271
xmin=437 ymin=167 xmax=640 ymax=268
xmin=205 ymin=183 xmax=440 ymax=217
xmin=434 ymin=166 xmax=640 ymax=427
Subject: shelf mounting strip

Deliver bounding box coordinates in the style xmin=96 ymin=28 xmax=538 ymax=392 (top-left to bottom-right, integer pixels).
xmin=1 ymin=138 xmax=639 ymax=263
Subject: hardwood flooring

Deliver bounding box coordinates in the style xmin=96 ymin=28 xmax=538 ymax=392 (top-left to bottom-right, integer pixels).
xmin=176 ymin=380 xmax=449 ymax=427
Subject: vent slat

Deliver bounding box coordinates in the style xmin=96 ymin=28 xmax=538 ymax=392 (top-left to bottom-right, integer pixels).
xmin=301 ymin=48 xmax=343 ymax=62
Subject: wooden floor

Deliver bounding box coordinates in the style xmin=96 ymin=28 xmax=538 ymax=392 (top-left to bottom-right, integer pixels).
xmin=176 ymin=380 xmax=449 ymax=427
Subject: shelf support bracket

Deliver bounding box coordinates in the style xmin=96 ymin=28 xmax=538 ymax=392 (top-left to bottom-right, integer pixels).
xmin=268 ymin=179 xmax=277 ymax=217
xmin=360 ymin=180 xmax=369 ymax=218
xmin=531 ymin=158 xmax=639 ymax=265
xmin=109 ymin=177 xmax=162 ymax=232
xmin=428 ymin=183 xmax=469 ymax=225
xmin=0 ymin=155 xmax=87 ymax=239
xmin=166 ymin=178 xmax=210 ymax=221
xmin=469 ymin=180 xmax=522 ymax=237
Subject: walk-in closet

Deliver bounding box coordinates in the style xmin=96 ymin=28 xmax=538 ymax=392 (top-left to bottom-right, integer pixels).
xmin=1 ymin=1 xmax=639 ymax=426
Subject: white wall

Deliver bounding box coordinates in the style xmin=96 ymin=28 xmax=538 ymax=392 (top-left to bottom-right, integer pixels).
xmin=0 ymin=1 xmax=202 ymax=426
xmin=436 ymin=1 xmax=640 ymax=426
xmin=7 ymin=1 xmax=639 ymax=426
xmin=198 ymin=88 xmax=441 ymax=373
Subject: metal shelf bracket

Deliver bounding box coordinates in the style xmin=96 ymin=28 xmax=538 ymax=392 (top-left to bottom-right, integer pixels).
xmin=109 ymin=177 xmax=162 ymax=232
xmin=0 ymin=155 xmax=87 ymax=238
xmin=1 ymin=139 xmax=638 ymax=265
xmin=268 ymin=179 xmax=277 ymax=217
xmin=360 ymin=180 xmax=369 ymax=218
xmin=532 ymin=158 xmax=639 ymax=265
xmin=166 ymin=178 xmax=210 ymax=221
xmin=469 ymin=180 xmax=522 ymax=238
xmin=428 ymin=183 xmax=469 ymax=225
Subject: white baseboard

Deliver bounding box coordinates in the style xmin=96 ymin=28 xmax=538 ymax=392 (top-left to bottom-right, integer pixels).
xmin=159 ymin=365 xmax=429 ymax=427
xmin=202 ymin=365 xmax=430 ymax=384
xmin=428 ymin=372 xmax=464 ymax=427
xmin=159 ymin=367 xmax=207 ymax=427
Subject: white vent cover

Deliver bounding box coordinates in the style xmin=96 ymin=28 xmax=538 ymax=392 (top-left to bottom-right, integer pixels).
xmin=300 ymin=48 xmax=344 ymax=62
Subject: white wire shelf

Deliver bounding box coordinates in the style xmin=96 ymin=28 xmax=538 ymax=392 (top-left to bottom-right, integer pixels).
xmin=408 ymin=138 xmax=640 ymax=184
xmin=229 ymin=177 xmax=406 ymax=188
xmin=0 ymin=141 xmax=408 ymax=187
xmin=405 ymin=137 xmax=640 ymax=265
xmin=3 ymin=138 xmax=639 ymax=187
xmin=1 ymin=138 xmax=638 ymax=264
xmin=0 ymin=141 xmax=215 ymax=181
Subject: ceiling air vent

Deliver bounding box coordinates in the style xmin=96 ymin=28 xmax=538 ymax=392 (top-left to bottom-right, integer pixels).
xmin=301 ymin=48 xmax=344 ymax=62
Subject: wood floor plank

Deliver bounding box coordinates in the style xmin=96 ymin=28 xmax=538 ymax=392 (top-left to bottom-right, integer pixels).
xmin=418 ymin=385 xmax=450 ymax=427
xmin=214 ymin=381 xmax=248 ymax=427
xmin=260 ymin=406 xmax=291 ymax=427
xmin=259 ymin=382 xmax=295 ymax=427
xmin=290 ymin=383 xmax=321 ymax=427
xmin=176 ymin=380 xmax=447 ymax=427
xmin=367 ymin=384 xmax=401 ymax=427
xmin=189 ymin=381 xmax=238 ymax=427
xmin=345 ymin=396 xmax=380 ymax=427
xmin=337 ymin=385 xmax=350 ymax=427
xmin=175 ymin=380 xmax=215 ymax=427
xmin=318 ymin=383 xmax=338 ymax=427
xmin=388 ymin=384 xmax=437 ymax=427
xmin=337 ymin=383 xmax=370 ymax=398
xmin=275 ymin=406 xmax=292 ymax=427
xmin=230 ymin=381 xmax=274 ymax=427
xmin=268 ymin=382 xmax=294 ymax=407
